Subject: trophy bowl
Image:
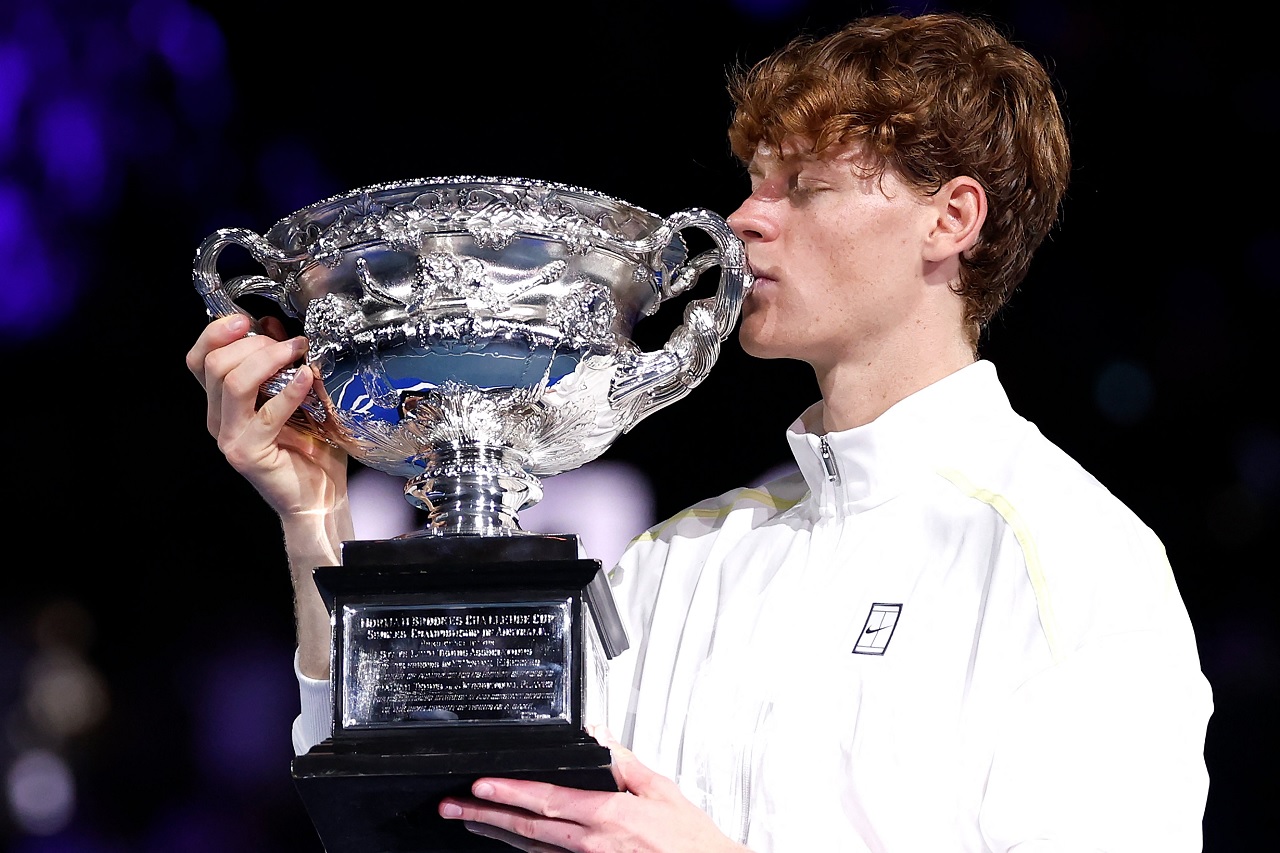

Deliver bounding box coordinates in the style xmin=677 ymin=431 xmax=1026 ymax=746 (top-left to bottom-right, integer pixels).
xmin=193 ymin=176 xmax=750 ymax=536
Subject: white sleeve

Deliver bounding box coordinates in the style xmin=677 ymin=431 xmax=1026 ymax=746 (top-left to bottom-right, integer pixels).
xmin=291 ymin=647 xmax=333 ymax=756
xmin=979 ymin=629 xmax=1213 ymax=853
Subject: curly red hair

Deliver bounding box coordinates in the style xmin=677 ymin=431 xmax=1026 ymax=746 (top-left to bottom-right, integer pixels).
xmin=727 ymin=12 xmax=1071 ymax=346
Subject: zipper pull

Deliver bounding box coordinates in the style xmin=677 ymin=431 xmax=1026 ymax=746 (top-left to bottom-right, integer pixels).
xmin=819 ymin=435 xmax=840 ymax=483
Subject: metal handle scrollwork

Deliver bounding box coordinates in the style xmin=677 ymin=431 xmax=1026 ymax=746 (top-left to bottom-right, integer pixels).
xmin=607 ymin=207 xmax=751 ymax=425
xmin=191 ymin=228 xmax=329 ymax=429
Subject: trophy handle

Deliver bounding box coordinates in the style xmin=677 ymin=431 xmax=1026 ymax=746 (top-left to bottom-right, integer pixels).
xmin=607 ymin=208 xmax=751 ymax=425
xmin=191 ymin=227 xmax=329 ymax=431
xmin=193 ymin=227 xmax=301 ymax=319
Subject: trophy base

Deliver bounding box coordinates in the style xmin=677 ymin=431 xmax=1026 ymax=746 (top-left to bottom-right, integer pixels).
xmin=292 ymin=532 xmax=627 ymax=853
xmin=292 ymin=729 xmax=616 ymax=853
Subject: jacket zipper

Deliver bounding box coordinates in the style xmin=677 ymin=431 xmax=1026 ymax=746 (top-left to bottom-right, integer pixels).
xmin=737 ymin=699 xmax=773 ymax=844
xmin=820 ymin=435 xmax=840 ymax=484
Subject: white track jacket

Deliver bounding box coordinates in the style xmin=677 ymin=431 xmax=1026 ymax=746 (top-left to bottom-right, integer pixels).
xmin=294 ymin=360 xmax=1212 ymax=852
xmin=602 ymin=360 xmax=1212 ymax=852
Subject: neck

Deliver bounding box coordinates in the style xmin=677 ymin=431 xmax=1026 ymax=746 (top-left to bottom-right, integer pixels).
xmin=812 ymin=338 xmax=976 ymax=433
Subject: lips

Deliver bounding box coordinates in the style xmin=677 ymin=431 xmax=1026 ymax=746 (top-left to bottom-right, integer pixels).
xmin=747 ymin=264 xmax=776 ymax=288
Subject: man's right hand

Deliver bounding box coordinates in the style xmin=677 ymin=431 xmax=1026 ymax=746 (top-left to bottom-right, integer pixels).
xmin=186 ymin=313 xmax=350 ymax=680
xmin=185 ymin=313 xmax=349 ymax=519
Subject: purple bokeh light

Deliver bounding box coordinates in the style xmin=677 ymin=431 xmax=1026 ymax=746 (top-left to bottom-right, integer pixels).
xmin=35 ymin=98 xmax=109 ymax=213
xmin=0 ymin=43 xmax=30 ymax=156
xmin=0 ymin=0 xmax=234 ymax=344
xmin=0 ymin=184 xmax=68 ymax=341
xmin=727 ymin=0 xmax=808 ymax=22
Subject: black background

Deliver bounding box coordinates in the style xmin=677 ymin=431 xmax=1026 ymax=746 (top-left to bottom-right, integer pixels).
xmin=1 ymin=0 xmax=1276 ymax=850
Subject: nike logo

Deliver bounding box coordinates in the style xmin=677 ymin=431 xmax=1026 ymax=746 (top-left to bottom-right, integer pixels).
xmin=854 ymin=603 xmax=902 ymax=656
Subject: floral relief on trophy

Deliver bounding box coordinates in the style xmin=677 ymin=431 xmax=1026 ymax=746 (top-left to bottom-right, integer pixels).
xmin=286 ymin=179 xmax=654 ymax=264
xmin=194 ymin=177 xmax=750 ymax=535
xmin=401 ymin=383 xmax=545 ymax=452
xmin=545 ymin=279 xmax=617 ymax=351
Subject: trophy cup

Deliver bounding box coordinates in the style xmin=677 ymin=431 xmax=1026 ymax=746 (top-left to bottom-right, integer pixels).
xmin=192 ymin=176 xmax=749 ymax=853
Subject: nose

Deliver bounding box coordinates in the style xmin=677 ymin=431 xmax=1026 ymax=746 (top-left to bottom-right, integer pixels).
xmin=728 ymin=194 xmax=774 ymax=244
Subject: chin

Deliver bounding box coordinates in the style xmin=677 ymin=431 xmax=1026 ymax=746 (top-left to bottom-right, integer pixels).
xmin=737 ymin=328 xmax=789 ymax=361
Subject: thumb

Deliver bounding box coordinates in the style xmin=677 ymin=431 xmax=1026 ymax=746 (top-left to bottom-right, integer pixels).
xmin=587 ymin=725 xmax=631 ymax=792
xmin=609 ymin=739 xmax=672 ymax=799
xmin=587 ymin=725 xmax=672 ymax=797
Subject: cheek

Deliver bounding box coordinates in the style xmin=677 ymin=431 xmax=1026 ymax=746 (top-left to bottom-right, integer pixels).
xmin=788 ymin=224 xmax=853 ymax=285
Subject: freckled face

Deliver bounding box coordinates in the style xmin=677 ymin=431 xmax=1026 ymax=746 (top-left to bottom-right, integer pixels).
xmin=727 ymin=142 xmax=934 ymax=373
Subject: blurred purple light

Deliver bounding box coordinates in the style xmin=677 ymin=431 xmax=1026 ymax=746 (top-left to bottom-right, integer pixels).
xmin=36 ymin=99 xmax=108 ymax=212
xmin=0 ymin=0 xmax=240 ymax=349
xmin=0 ymin=43 xmax=31 ymax=156
xmin=8 ymin=827 xmax=123 ymax=853
xmin=0 ymin=184 xmax=66 ymax=340
xmin=172 ymin=73 xmax=233 ymax=129
xmin=141 ymin=801 xmax=255 ymax=853
xmin=5 ymin=749 xmax=75 ymax=836
xmin=192 ymin=642 xmax=296 ymax=792
xmin=255 ymin=138 xmax=336 ymax=219
xmin=7 ymin=5 xmax=71 ymax=75
xmin=152 ymin=2 xmax=226 ymax=80
xmin=727 ymin=0 xmax=807 ymax=21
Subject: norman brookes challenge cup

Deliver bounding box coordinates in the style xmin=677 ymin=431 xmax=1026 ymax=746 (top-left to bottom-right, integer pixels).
xmin=191 ymin=176 xmax=750 ymax=853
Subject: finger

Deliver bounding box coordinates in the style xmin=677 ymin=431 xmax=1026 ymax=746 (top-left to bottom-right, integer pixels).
xmin=439 ymin=795 xmax=585 ymax=851
xmin=244 ymin=362 xmax=316 ymax=441
xmin=259 ymin=315 xmax=289 ymax=341
xmin=584 ymin=726 xmax=628 ymax=791
xmin=198 ymin=333 xmax=276 ymax=439
xmin=186 ymin=314 xmax=251 ymax=388
xmin=607 ymin=744 xmax=679 ymax=802
xmin=208 ymin=335 xmax=308 ymax=442
xmin=471 ymin=778 xmax=615 ymax=824
xmin=462 ymin=820 xmax=569 ymax=853
xmin=587 ymin=724 xmax=619 ymax=748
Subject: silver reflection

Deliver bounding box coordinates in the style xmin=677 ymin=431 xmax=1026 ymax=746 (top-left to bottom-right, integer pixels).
xmin=193 ymin=176 xmax=750 ymax=536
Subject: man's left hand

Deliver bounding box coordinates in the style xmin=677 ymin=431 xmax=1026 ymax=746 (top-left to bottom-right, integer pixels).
xmin=437 ymin=729 xmax=749 ymax=853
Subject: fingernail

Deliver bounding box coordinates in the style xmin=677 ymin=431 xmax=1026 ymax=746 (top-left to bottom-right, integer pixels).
xmin=292 ymin=368 xmax=311 ymax=386
xmin=473 ymin=781 xmax=494 ymax=798
xmin=440 ymin=803 xmax=463 ymax=818
xmin=227 ymin=314 xmax=248 ymax=332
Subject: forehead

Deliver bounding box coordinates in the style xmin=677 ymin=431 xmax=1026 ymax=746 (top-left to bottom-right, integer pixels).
xmin=748 ymin=137 xmax=877 ymax=173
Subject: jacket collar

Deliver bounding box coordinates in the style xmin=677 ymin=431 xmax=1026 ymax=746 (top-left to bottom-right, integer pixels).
xmin=785 ymin=360 xmax=1014 ymax=510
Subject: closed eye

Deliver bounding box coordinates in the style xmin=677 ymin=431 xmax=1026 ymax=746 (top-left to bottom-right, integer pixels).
xmin=790 ymin=179 xmax=830 ymax=201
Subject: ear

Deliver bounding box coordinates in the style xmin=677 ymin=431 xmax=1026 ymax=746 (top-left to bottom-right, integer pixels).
xmin=922 ymin=176 xmax=986 ymax=262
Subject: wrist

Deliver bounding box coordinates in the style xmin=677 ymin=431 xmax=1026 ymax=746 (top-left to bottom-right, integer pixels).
xmin=280 ymin=504 xmax=353 ymax=569
xmin=279 ymin=507 xmax=349 ymax=682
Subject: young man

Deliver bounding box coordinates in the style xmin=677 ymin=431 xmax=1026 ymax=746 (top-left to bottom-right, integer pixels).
xmin=188 ymin=11 xmax=1212 ymax=853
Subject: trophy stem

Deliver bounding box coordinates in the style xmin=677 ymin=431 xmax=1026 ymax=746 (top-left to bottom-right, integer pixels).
xmin=402 ymin=444 xmax=543 ymax=537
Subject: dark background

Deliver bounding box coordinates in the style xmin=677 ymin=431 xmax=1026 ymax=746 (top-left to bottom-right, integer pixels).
xmin=1 ymin=0 xmax=1275 ymax=850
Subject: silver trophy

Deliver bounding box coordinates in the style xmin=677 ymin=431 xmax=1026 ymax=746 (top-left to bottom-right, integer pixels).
xmin=194 ymin=175 xmax=748 ymax=536
xmin=191 ymin=176 xmax=749 ymax=853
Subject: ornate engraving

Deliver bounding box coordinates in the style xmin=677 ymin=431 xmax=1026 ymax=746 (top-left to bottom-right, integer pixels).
xmin=288 ymin=179 xmax=652 ymax=262
xmin=193 ymin=177 xmax=751 ymax=535
xmin=545 ymin=279 xmax=616 ymax=350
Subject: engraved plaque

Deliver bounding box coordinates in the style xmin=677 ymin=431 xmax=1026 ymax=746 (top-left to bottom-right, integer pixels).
xmin=340 ymin=600 xmax=572 ymax=727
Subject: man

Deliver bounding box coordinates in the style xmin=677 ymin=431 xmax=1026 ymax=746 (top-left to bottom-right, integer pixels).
xmin=187 ymin=11 xmax=1212 ymax=852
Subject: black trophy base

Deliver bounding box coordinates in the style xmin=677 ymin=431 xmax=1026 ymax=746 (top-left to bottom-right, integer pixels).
xmin=292 ymin=532 xmax=628 ymax=853
xmin=292 ymin=729 xmax=617 ymax=853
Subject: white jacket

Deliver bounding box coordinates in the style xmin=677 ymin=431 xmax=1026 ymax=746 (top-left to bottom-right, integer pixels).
xmin=293 ymin=361 xmax=1212 ymax=851
xmin=603 ymin=360 xmax=1212 ymax=852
